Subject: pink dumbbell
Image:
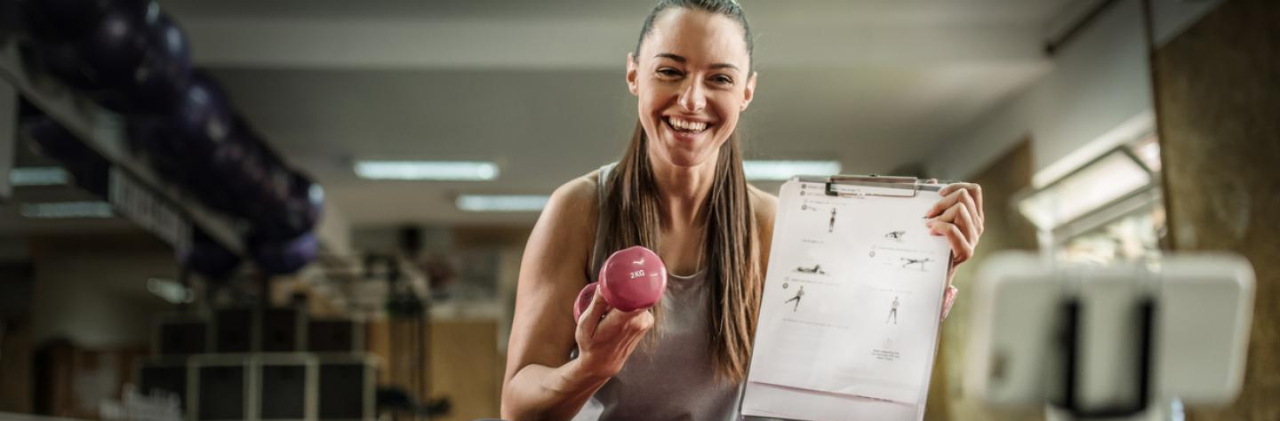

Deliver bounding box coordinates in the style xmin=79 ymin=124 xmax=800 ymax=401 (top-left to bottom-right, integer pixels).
xmin=573 ymin=246 xmax=668 ymax=322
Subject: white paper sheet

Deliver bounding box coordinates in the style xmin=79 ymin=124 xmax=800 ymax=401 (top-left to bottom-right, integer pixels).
xmin=741 ymin=382 xmax=921 ymax=421
xmin=741 ymin=179 xmax=950 ymax=420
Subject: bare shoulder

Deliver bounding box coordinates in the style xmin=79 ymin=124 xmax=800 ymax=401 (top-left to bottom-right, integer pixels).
xmin=523 ymin=169 xmax=601 ymax=278
xmin=548 ymin=170 xmax=599 ymax=215
xmin=535 ymin=170 xmax=600 ymax=249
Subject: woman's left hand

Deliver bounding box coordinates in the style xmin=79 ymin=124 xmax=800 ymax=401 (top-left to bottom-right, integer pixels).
xmin=924 ymin=181 xmax=984 ymax=321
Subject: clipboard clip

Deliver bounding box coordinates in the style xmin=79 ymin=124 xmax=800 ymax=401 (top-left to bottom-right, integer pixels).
xmin=824 ymin=174 xmax=920 ymax=198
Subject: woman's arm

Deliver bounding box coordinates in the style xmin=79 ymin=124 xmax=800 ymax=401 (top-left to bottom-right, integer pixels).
xmin=501 ymin=175 xmax=655 ymax=421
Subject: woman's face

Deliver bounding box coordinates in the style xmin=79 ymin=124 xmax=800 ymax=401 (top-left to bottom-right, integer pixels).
xmin=627 ymin=8 xmax=757 ymax=169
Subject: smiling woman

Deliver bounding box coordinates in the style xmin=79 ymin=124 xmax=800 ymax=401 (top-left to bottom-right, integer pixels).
xmin=501 ymin=1 xmax=769 ymax=419
xmin=499 ymin=0 xmax=984 ymax=420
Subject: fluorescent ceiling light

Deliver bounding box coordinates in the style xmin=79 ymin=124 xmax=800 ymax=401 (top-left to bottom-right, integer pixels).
xmin=457 ymin=195 xmax=549 ymax=212
xmin=1033 ymin=111 xmax=1155 ymax=188
xmin=1018 ymin=152 xmax=1152 ymax=231
xmin=147 ymin=277 xmax=194 ymax=304
xmin=21 ymin=201 xmax=114 ymax=219
xmin=354 ymin=160 xmax=499 ymax=181
xmin=743 ymin=160 xmax=842 ymax=181
xmin=10 ymin=167 xmax=69 ymax=186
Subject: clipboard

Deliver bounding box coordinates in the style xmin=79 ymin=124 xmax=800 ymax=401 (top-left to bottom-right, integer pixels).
xmin=739 ymin=175 xmax=951 ymax=421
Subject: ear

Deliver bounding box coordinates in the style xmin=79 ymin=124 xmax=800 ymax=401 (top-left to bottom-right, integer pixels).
xmin=740 ymin=71 xmax=758 ymax=111
xmin=626 ymin=53 xmax=640 ymax=96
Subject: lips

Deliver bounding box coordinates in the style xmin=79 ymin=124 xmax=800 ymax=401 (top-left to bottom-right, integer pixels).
xmin=663 ymin=115 xmax=715 ymax=136
xmin=667 ymin=116 xmax=708 ymax=132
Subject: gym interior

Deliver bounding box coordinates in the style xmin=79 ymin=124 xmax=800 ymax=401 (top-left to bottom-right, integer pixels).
xmin=0 ymin=0 xmax=1276 ymax=420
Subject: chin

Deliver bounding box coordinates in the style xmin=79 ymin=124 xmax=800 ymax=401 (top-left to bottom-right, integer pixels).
xmin=651 ymin=135 xmax=719 ymax=169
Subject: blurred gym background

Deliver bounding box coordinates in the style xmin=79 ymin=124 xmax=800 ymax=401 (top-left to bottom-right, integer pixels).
xmin=0 ymin=0 xmax=1275 ymax=420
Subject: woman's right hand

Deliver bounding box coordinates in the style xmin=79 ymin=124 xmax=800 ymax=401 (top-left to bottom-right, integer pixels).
xmin=573 ymin=284 xmax=655 ymax=381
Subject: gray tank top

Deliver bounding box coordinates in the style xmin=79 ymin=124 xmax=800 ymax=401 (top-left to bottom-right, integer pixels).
xmin=571 ymin=163 xmax=743 ymax=421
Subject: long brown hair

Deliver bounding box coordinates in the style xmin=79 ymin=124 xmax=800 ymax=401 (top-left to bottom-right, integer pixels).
xmin=601 ymin=0 xmax=760 ymax=383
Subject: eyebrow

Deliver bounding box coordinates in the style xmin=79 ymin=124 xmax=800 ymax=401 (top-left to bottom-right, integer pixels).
xmin=654 ymin=53 xmax=741 ymax=72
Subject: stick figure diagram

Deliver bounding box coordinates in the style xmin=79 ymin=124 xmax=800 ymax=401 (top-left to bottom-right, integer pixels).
xmin=828 ymin=208 xmax=837 ymax=233
xmin=795 ymin=264 xmax=826 ymax=275
xmin=784 ymin=285 xmax=805 ymax=312
xmin=886 ymin=296 xmax=899 ymax=324
xmin=900 ymin=257 xmax=932 ymax=271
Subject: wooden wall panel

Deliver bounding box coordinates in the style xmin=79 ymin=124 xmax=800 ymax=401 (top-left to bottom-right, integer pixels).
xmin=1153 ymin=0 xmax=1280 ymax=419
xmin=366 ymin=319 xmax=500 ymax=421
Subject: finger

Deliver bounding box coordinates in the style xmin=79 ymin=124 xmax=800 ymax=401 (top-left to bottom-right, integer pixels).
xmin=925 ymin=191 xmax=955 ymax=218
xmin=617 ymin=313 xmax=655 ymax=357
xmin=940 ymin=183 xmax=983 ymax=221
xmin=623 ymin=309 xmax=655 ymax=336
xmin=933 ymin=202 xmax=980 ymax=264
xmin=934 ymin=203 xmax=977 ymax=245
xmin=951 ymin=204 xmax=979 ymax=247
xmin=955 ymin=189 xmax=984 ymax=236
xmin=931 ymin=189 xmax=981 ymax=234
xmin=925 ymin=188 xmax=965 ymax=218
xmin=930 ymin=205 xmax=976 ymax=248
xmin=938 ymin=182 xmax=972 ymax=196
xmin=971 ymin=184 xmax=984 ymax=221
xmin=934 ymin=201 xmax=959 ymax=224
xmin=930 ymin=220 xmax=973 ymax=264
xmin=596 ymin=305 xmax=648 ymax=341
xmin=578 ymin=284 xmax=611 ymax=338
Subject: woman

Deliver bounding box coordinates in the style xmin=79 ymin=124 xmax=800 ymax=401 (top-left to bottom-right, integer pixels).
xmin=502 ymin=1 xmax=984 ymax=420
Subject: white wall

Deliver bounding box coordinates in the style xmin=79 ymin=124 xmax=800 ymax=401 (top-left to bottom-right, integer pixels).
xmin=926 ymin=0 xmax=1154 ymax=183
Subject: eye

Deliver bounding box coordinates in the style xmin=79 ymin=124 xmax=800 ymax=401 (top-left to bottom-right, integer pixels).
xmin=711 ymin=75 xmax=735 ymax=86
xmin=656 ymin=68 xmax=684 ymax=78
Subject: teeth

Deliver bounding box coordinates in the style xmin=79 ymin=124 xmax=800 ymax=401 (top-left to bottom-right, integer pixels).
xmin=667 ymin=117 xmax=708 ymax=133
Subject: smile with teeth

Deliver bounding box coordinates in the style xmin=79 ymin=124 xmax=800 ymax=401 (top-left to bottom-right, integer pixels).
xmin=666 ymin=117 xmax=710 ymax=133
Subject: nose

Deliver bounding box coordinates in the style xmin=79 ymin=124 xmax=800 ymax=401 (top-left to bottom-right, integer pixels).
xmin=678 ymin=78 xmax=706 ymax=113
